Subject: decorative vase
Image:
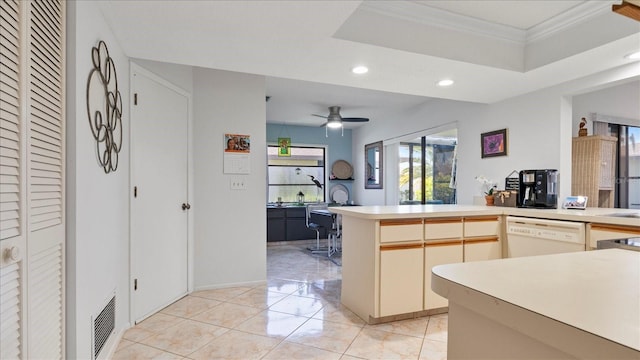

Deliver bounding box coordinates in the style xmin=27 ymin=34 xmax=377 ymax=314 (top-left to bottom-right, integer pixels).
xmin=485 ymin=195 xmax=495 ymax=206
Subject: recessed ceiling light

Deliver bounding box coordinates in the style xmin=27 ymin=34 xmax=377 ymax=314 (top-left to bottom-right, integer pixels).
xmin=625 ymin=51 xmax=640 ymax=60
xmin=437 ymin=79 xmax=454 ymax=87
xmin=352 ymin=66 xmax=369 ymax=74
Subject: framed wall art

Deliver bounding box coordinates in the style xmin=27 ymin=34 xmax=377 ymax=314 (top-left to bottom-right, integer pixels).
xmin=277 ymin=137 xmax=291 ymax=157
xmin=481 ymin=128 xmax=507 ymax=158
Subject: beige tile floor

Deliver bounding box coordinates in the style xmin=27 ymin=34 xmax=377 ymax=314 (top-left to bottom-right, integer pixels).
xmin=114 ymin=243 xmax=448 ymax=359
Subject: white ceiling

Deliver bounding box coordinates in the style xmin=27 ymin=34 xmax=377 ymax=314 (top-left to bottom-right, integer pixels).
xmin=97 ymin=0 xmax=640 ymax=127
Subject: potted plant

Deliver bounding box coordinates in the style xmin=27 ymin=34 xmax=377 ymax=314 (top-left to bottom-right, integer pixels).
xmin=475 ymin=176 xmax=497 ymax=206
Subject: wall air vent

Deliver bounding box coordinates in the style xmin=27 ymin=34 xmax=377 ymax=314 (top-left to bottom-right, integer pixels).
xmin=92 ymin=293 xmax=115 ymax=359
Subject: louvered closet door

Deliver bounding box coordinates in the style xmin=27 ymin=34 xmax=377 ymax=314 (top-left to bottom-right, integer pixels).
xmin=26 ymin=0 xmax=65 ymax=359
xmin=1 ymin=1 xmax=26 ymax=359
xmin=0 ymin=0 xmax=65 ymax=359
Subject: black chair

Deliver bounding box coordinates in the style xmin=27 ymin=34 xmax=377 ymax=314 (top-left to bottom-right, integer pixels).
xmin=327 ymin=213 xmax=341 ymax=260
xmin=305 ymin=203 xmax=328 ymax=252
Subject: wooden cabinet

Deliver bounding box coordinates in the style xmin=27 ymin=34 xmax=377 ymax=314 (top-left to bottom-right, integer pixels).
xmin=424 ymin=240 xmax=463 ymax=310
xmin=423 ymin=218 xmax=464 ymax=310
xmin=378 ymin=219 xmax=423 ymax=316
xmin=463 ymin=216 xmax=502 ymax=262
xmin=587 ymin=223 xmax=640 ymax=249
xmin=267 ymin=208 xmax=286 ymax=241
xmin=267 ymin=207 xmax=332 ymax=241
xmin=342 ymin=214 xmax=502 ymax=322
xmin=285 ymin=207 xmax=311 ymax=240
xmin=379 ymin=244 xmax=424 ymax=316
xmin=572 ymin=136 xmax=617 ymax=207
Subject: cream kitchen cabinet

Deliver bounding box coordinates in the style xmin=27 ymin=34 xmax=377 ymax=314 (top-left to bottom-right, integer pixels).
xmin=424 ymin=218 xmax=464 ymax=310
xmin=424 ymin=240 xmax=463 ymax=310
xmin=379 ymin=244 xmax=424 ymax=316
xmin=378 ymin=219 xmax=423 ymax=317
xmin=463 ymin=216 xmax=502 ymax=262
xmin=587 ymin=223 xmax=640 ymax=249
xmin=333 ymin=205 xmax=633 ymax=324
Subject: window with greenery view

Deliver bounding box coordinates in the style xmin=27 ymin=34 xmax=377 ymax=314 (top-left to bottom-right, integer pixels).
xmin=399 ymin=141 xmax=456 ymax=204
xmin=268 ymin=145 xmax=326 ymax=203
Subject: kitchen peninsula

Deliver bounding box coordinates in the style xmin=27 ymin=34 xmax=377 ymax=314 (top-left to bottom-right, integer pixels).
xmin=328 ymin=205 xmax=640 ymax=325
xmin=432 ymin=249 xmax=639 ymax=359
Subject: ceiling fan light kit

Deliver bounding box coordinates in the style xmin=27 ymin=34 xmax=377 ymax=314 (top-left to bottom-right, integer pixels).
xmin=313 ymin=106 xmax=370 ymax=132
xmin=327 ymin=120 xmax=342 ymax=129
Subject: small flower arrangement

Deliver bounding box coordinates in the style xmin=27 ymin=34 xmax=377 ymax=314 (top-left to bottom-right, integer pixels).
xmin=475 ymin=175 xmax=497 ymax=196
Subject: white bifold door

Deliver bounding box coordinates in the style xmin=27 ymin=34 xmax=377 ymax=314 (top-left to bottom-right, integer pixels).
xmin=1 ymin=0 xmax=66 ymax=359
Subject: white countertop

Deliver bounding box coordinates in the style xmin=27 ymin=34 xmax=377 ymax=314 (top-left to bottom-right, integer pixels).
xmin=328 ymin=204 xmax=640 ymax=226
xmin=432 ymin=249 xmax=640 ymax=351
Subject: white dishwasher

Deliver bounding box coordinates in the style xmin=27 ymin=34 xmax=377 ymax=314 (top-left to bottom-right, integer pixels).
xmin=506 ymin=216 xmax=586 ymax=258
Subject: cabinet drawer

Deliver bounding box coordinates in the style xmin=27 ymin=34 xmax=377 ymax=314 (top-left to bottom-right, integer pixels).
xmin=589 ymin=224 xmax=640 ymax=249
xmin=424 ymin=218 xmax=462 ymax=240
xmin=286 ymin=207 xmax=307 ymax=218
xmin=380 ymin=219 xmax=423 ymax=243
xmin=267 ymin=208 xmax=285 ymax=218
xmin=464 ymin=216 xmax=500 ymax=237
xmin=464 ymin=237 xmax=501 ymax=262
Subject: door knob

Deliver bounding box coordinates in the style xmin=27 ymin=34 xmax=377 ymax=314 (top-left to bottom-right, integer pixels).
xmin=3 ymin=246 xmax=20 ymax=262
xmin=181 ymin=203 xmax=191 ymax=210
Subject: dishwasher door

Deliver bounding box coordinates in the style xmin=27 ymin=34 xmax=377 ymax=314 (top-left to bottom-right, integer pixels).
xmin=506 ymin=216 xmax=586 ymax=258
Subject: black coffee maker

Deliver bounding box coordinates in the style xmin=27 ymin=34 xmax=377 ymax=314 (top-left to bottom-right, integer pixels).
xmin=518 ymin=169 xmax=558 ymax=208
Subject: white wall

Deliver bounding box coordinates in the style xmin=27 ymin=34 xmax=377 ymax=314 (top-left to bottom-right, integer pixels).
xmin=192 ymin=68 xmax=267 ymax=289
xmin=131 ymin=58 xmax=194 ymax=95
xmin=352 ymin=63 xmax=640 ymax=206
xmin=352 ymin=100 xmax=487 ymax=205
xmin=66 ymin=1 xmax=130 ymax=358
xmin=573 ymin=80 xmax=640 ymax=133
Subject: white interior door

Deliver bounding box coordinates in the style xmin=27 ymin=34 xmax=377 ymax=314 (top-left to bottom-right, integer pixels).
xmin=131 ymin=66 xmax=190 ymax=322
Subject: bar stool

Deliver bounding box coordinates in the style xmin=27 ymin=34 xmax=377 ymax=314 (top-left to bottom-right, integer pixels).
xmin=327 ymin=213 xmax=341 ymax=259
xmin=305 ymin=203 xmax=328 ymax=252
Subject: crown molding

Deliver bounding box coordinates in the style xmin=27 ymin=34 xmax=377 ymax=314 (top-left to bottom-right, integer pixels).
xmin=360 ymin=1 xmax=526 ymax=44
xmin=360 ymin=0 xmax=618 ymax=46
xmin=527 ymin=1 xmax=617 ymax=43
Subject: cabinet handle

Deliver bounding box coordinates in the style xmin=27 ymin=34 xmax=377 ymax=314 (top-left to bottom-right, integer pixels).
xmin=380 ymin=243 xmax=423 ymax=251
xmin=464 ymin=216 xmax=499 ymax=223
xmin=424 ymin=240 xmax=463 ymax=247
xmin=424 ymin=218 xmax=462 ymax=225
xmin=380 ymin=219 xmax=422 ymax=226
xmin=591 ymin=223 xmax=640 ymax=235
xmin=181 ymin=203 xmax=191 ymax=210
xmin=464 ymin=236 xmax=499 ymax=244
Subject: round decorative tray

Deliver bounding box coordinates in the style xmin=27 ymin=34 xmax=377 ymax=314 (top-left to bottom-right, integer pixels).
xmin=330 ymin=184 xmax=349 ymax=204
xmin=332 ymin=160 xmax=353 ymax=179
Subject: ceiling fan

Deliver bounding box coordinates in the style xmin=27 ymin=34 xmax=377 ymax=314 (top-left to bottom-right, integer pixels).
xmin=312 ymin=106 xmax=369 ymax=128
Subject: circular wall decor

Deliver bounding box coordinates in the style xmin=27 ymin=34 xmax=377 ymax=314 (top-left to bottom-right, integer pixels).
xmin=86 ymin=40 xmax=123 ymax=173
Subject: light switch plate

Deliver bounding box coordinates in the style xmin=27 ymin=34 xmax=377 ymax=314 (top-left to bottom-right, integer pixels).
xmin=230 ymin=176 xmax=247 ymax=190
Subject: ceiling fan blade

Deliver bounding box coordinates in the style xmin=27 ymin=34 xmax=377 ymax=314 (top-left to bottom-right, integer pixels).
xmin=342 ymin=117 xmax=369 ymax=122
xmin=312 ymin=114 xmax=328 ymax=119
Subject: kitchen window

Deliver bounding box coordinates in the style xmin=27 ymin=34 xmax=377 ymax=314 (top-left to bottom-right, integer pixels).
xmin=267 ymin=145 xmax=326 ymax=203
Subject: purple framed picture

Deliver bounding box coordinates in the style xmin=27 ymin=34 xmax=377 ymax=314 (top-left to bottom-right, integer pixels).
xmin=481 ymin=129 xmax=507 ymax=158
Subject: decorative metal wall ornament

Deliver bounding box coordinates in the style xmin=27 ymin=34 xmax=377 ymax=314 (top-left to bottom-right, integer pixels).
xmin=86 ymin=40 xmax=123 ymax=173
